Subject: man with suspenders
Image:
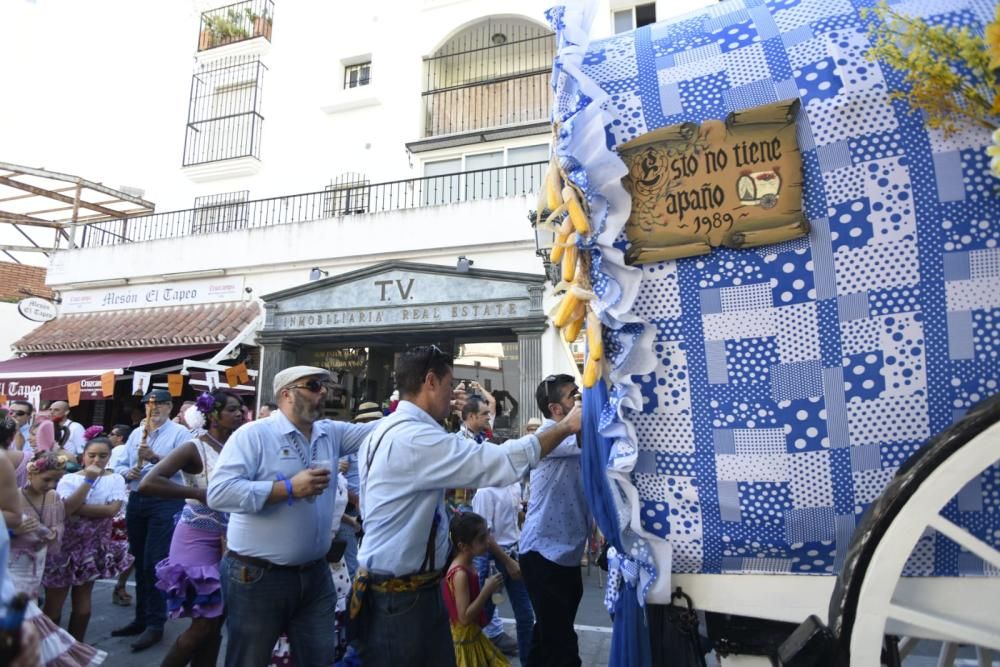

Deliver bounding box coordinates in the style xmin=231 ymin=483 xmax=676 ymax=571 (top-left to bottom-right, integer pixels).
xmin=354 ymin=345 xmax=582 ymax=666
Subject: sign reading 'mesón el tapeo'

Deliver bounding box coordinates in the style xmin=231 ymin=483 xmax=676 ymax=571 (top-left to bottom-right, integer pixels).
xmin=618 ymin=99 xmax=809 ymax=263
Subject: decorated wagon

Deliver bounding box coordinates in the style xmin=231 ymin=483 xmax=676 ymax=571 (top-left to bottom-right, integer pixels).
xmin=533 ymin=0 xmax=1000 ymax=664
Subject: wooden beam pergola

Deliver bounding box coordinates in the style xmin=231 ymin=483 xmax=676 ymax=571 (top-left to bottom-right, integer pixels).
xmin=0 ymin=175 xmax=125 ymax=219
xmin=0 ymin=161 xmax=155 ymax=262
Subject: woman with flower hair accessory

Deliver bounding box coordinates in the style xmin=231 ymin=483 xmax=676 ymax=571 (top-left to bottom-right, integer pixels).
xmin=42 ymin=436 xmax=132 ymax=642
xmin=10 ymin=451 xmax=108 ymax=665
xmin=139 ymin=389 xmax=244 ymax=667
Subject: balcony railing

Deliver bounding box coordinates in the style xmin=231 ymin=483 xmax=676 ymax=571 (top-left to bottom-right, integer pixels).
xmin=184 ymin=56 xmax=266 ymax=167
xmin=198 ymin=0 xmax=274 ymax=52
xmin=78 ymin=161 xmax=546 ymax=248
xmin=422 ymin=34 xmax=555 ymax=138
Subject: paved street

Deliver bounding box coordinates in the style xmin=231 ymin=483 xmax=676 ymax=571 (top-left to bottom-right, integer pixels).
xmin=68 ymin=569 xmax=1000 ymax=666
xmin=84 ymin=564 xmax=614 ymax=666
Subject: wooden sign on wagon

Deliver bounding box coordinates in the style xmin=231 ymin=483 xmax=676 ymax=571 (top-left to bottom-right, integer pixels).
xmin=618 ymin=99 xmax=809 ymax=264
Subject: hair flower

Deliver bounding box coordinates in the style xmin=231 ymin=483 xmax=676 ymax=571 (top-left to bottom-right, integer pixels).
xmin=196 ymin=392 xmax=217 ymax=414
xmin=84 ymin=425 xmax=104 ymax=441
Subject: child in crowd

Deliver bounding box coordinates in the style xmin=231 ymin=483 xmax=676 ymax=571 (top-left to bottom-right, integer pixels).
xmin=42 ymin=437 xmax=132 ymax=642
xmin=9 ymin=451 xmax=107 ymax=666
xmin=443 ymin=512 xmax=508 ymax=667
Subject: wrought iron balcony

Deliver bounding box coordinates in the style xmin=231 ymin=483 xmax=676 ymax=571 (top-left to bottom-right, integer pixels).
xmin=198 ymin=0 xmax=274 ymax=52
xmin=421 ymin=33 xmax=555 ymax=140
xmin=78 ymin=161 xmax=546 ymax=247
xmin=183 ymin=56 xmax=266 ymax=167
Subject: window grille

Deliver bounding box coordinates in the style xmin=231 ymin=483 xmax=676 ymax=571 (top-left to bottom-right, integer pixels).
xmin=323 ymin=174 xmax=370 ymax=216
xmin=192 ymin=190 xmax=250 ymax=234
xmin=183 ymin=56 xmax=266 ymax=166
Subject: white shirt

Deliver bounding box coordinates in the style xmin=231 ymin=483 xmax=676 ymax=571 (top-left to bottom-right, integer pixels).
xmin=57 ymin=472 xmax=128 ymax=506
xmin=358 ymin=400 xmax=541 ymax=577
xmin=472 ymin=482 xmax=523 ymax=547
xmin=63 ymin=419 xmax=86 ymax=456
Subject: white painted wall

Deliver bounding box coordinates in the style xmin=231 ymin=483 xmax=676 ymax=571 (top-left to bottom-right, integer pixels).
xmin=0 ymin=304 xmax=42 ymax=359
xmin=47 ymin=195 xmax=541 ymax=291
xmin=2 ymin=0 xmax=712 ymax=371
xmin=1 ymin=0 xmax=714 ymax=213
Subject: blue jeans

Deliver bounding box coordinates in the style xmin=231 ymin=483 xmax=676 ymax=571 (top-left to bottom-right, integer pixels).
xmin=335 ymin=521 xmax=359 ymax=578
xmin=357 ymin=578 xmax=456 ymax=667
xmin=125 ymin=493 xmax=183 ymax=630
xmin=475 ymin=550 xmax=535 ymax=662
xmin=220 ymin=554 xmax=336 ymax=667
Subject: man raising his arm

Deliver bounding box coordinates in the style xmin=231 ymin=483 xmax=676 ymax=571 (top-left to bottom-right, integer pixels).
xmin=354 ymin=346 xmax=582 ymax=667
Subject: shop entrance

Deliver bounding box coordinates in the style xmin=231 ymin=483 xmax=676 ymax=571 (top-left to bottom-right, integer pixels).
xmin=257 ymin=261 xmax=548 ymax=433
xmin=300 ymin=338 xmax=522 ymax=437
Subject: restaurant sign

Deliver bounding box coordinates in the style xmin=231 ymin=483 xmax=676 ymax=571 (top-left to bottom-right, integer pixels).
xmin=17 ymin=297 xmax=58 ymax=322
xmin=61 ymin=277 xmax=245 ymax=314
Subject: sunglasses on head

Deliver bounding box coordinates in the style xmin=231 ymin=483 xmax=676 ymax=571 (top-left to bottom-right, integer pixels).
xmin=543 ymin=374 xmax=577 ymax=403
xmin=416 ymin=344 xmax=447 ymax=379
xmin=287 ymin=378 xmax=330 ymax=393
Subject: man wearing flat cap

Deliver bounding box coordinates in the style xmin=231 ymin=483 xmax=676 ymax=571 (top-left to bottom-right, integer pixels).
xmin=207 ymin=366 xmax=379 ymax=667
xmin=112 ymin=389 xmax=191 ymax=651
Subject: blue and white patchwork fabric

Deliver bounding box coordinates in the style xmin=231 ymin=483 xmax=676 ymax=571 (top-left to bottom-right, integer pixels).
xmin=549 ymin=0 xmax=999 ymax=581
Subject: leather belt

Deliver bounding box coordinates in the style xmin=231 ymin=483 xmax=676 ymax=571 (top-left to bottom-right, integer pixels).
xmin=228 ymin=551 xmax=323 ymax=572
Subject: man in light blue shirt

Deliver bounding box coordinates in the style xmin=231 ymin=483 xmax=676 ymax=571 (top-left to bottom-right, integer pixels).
xmin=355 ymin=346 xmax=581 ymax=667
xmin=111 ymin=389 xmax=192 ymax=652
xmin=519 ymin=373 xmax=591 ymax=667
xmin=207 ymin=365 xmax=377 ymax=667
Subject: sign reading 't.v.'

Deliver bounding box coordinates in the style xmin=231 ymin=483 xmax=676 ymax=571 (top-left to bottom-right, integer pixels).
xmin=374 ymin=278 xmax=415 ymax=302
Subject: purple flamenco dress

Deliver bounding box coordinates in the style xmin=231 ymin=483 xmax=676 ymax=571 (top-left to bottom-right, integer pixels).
xmin=154 ymin=439 xmax=227 ymax=618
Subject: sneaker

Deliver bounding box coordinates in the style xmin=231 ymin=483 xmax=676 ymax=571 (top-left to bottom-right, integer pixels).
xmin=489 ymin=632 xmax=519 ymax=656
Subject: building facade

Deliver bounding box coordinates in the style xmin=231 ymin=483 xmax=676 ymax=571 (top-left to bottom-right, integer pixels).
xmin=5 ymin=0 xmax=706 ymax=431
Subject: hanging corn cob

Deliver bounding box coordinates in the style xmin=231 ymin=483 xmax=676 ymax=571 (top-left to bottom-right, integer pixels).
xmin=540 ymin=158 xmax=604 ymax=388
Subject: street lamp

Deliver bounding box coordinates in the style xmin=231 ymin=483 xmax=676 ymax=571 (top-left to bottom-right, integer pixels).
xmin=528 ymin=209 xmax=560 ymax=284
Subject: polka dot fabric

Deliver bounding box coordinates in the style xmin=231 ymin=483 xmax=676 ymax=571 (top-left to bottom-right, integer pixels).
xmin=552 ymin=0 xmax=1000 ymax=577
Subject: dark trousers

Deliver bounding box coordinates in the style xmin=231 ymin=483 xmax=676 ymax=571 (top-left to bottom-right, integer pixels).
xmin=520 ymin=550 xmax=583 ymax=667
xmin=357 ymin=579 xmax=456 ymax=667
xmin=125 ymin=493 xmax=183 ymax=630
xmin=220 ymin=555 xmax=337 ymax=667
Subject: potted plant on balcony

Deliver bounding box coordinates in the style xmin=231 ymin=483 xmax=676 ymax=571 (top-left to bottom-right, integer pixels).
xmin=199 ymin=16 xmax=216 ymax=50
xmin=245 ymin=7 xmax=272 ymax=41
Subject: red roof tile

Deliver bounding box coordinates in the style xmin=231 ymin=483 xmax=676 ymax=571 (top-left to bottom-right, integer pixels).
xmin=13 ymin=301 xmax=262 ymax=353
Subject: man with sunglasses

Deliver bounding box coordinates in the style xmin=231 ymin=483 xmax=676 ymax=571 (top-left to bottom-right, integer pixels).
xmin=355 ymin=345 xmax=582 ymax=667
xmin=9 ymin=401 xmax=33 ymax=458
xmin=208 ymin=366 xmax=380 ymax=667
xmin=519 ymin=373 xmax=591 ymax=667
xmin=111 ymin=389 xmax=190 ymax=652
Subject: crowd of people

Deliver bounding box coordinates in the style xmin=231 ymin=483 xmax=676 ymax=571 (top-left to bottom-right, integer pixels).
xmin=0 ymin=345 xmax=592 ymax=667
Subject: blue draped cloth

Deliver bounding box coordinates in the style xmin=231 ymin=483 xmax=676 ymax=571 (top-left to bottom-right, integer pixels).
xmin=581 ymin=382 xmax=652 ymax=667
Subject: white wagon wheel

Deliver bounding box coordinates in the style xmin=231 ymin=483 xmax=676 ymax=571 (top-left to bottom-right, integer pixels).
xmin=828 ymin=395 xmax=1000 ymax=666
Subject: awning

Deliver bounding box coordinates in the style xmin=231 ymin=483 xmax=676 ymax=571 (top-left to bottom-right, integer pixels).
xmin=0 ymin=346 xmax=220 ymax=402
xmin=13 ymin=301 xmax=261 ymax=353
